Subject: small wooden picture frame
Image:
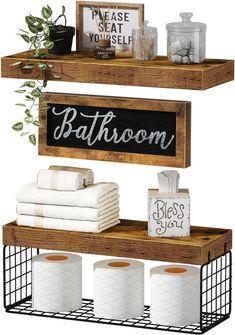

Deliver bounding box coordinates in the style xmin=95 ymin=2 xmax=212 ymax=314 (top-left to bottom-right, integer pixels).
xmin=76 ymin=1 xmax=144 ymax=56
xmin=39 ymin=93 xmax=191 ymax=168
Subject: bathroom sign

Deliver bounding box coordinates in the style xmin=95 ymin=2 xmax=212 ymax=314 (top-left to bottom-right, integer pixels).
xmin=39 ymin=93 xmax=191 ymax=167
xmin=76 ymin=1 xmax=144 ymax=55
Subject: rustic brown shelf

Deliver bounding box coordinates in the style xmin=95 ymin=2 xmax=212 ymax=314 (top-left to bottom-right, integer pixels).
xmin=1 ymin=51 xmax=234 ymax=90
xmin=2 ymin=220 xmax=232 ymax=265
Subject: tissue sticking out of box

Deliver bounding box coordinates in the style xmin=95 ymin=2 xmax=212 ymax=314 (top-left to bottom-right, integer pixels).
xmin=148 ymin=170 xmax=190 ymax=237
xmin=158 ymin=170 xmax=179 ymax=193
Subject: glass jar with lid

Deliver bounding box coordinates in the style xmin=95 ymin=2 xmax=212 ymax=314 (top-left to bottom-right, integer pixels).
xmin=132 ymin=21 xmax=158 ymax=60
xmin=166 ymin=12 xmax=206 ymax=64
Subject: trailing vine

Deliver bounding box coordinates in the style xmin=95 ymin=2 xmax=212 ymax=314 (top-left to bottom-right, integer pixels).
xmin=11 ymin=5 xmax=65 ymax=145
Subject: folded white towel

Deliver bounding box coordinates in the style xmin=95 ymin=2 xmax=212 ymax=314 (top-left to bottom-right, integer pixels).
xmin=49 ymin=166 xmax=94 ymax=187
xmin=16 ymin=215 xmax=120 ymax=233
xmin=17 ymin=201 xmax=119 ymax=221
xmin=16 ymin=182 xmax=119 ymax=208
xmin=37 ymin=169 xmax=84 ymax=191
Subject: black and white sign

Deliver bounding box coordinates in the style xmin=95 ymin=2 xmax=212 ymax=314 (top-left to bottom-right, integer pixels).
xmin=39 ymin=93 xmax=191 ymax=167
xmin=47 ymin=104 xmax=176 ymax=156
xmin=76 ymin=2 xmax=144 ymax=55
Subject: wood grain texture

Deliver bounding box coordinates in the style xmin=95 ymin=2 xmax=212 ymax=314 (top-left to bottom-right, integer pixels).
xmin=76 ymin=1 xmax=144 ymax=56
xmin=38 ymin=93 xmax=191 ymax=167
xmin=2 ymin=220 xmax=232 ymax=265
xmin=1 ymin=51 xmax=234 ymax=90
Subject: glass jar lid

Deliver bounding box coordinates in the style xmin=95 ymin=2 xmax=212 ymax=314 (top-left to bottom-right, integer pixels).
xmin=166 ymin=13 xmax=206 ymax=32
xmin=133 ymin=20 xmax=157 ymax=34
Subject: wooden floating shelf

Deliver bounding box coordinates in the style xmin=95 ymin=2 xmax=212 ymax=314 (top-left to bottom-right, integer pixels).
xmin=2 ymin=220 xmax=232 ymax=265
xmin=1 ymin=51 xmax=234 ymax=90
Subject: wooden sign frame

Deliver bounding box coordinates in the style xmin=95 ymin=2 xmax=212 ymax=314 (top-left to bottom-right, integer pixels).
xmin=39 ymin=93 xmax=191 ymax=168
xmin=76 ymin=1 xmax=144 ymax=56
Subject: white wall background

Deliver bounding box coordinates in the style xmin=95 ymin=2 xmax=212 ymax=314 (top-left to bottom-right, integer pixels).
xmin=0 ymin=0 xmax=234 ymax=334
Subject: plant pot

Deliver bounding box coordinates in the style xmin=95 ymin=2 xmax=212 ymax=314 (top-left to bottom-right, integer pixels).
xmin=49 ymin=25 xmax=75 ymax=55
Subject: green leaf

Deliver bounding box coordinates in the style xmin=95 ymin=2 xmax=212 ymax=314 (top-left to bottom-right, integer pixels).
xmin=35 ymin=17 xmax=45 ymax=24
xmin=36 ymin=23 xmax=44 ymax=32
xmin=20 ymin=34 xmax=30 ymax=43
xmin=12 ymin=122 xmax=23 ymax=131
xmin=41 ymin=6 xmax=52 ymax=19
xmin=26 ymin=95 xmax=35 ymax=101
xmin=42 ymin=80 xmax=47 ymax=88
xmin=34 ymin=41 xmax=41 ymax=49
xmin=21 ymin=81 xmax=36 ymax=88
xmin=46 ymin=5 xmax=53 ymax=17
xmin=38 ymin=63 xmax=47 ymax=70
xmin=31 ymin=87 xmax=42 ymax=97
xmin=43 ymin=80 xmax=48 ymax=87
xmin=9 ymin=61 xmax=22 ymax=67
xmin=33 ymin=51 xmax=48 ymax=59
xmin=29 ymin=36 xmax=36 ymax=43
xmin=14 ymin=89 xmax=26 ymax=93
xmin=28 ymin=24 xmax=38 ymax=34
xmin=43 ymin=25 xmax=50 ymax=37
xmin=22 ymin=64 xmax=34 ymax=70
xmin=33 ymin=50 xmax=40 ymax=57
xmin=62 ymin=5 xmax=66 ymax=14
xmin=15 ymin=103 xmax=26 ymax=107
xmin=29 ymin=134 xmax=36 ymax=145
xmin=24 ymin=116 xmax=33 ymax=123
xmin=25 ymin=15 xmax=35 ymax=26
xmin=20 ymin=131 xmax=30 ymax=137
xmin=33 ymin=120 xmax=43 ymax=127
xmin=43 ymin=40 xmax=54 ymax=49
xmin=47 ymin=64 xmax=54 ymax=69
xmin=25 ymin=109 xmax=31 ymax=116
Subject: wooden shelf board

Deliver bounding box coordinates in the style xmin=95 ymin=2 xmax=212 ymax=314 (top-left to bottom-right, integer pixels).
xmin=1 ymin=51 xmax=234 ymax=90
xmin=2 ymin=220 xmax=232 ymax=265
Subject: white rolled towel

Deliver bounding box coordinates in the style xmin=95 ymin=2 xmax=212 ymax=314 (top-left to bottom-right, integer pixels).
xmin=37 ymin=169 xmax=84 ymax=191
xmin=16 ymin=214 xmax=120 ymax=233
xmin=16 ymin=182 xmax=119 ymax=208
xmin=49 ymin=166 xmax=94 ymax=187
xmin=17 ymin=201 xmax=119 ymax=221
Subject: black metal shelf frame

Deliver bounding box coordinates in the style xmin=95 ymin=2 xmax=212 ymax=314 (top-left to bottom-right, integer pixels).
xmin=2 ymin=246 xmax=232 ymax=334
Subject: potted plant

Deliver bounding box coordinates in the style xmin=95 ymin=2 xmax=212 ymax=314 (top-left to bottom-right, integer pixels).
xmin=20 ymin=5 xmax=75 ymax=56
xmin=11 ymin=4 xmax=75 ymax=145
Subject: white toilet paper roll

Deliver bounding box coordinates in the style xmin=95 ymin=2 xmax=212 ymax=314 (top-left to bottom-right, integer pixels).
xmin=94 ymin=259 xmax=144 ymax=319
xmin=150 ymin=265 xmax=200 ymax=327
xmin=32 ymin=252 xmax=82 ymax=312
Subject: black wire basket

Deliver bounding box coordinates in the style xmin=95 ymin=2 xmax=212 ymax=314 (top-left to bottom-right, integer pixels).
xmin=3 ymin=246 xmax=232 ymax=334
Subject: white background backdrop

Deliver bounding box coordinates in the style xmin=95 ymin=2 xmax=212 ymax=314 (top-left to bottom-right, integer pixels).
xmin=0 ymin=0 xmax=234 ymax=334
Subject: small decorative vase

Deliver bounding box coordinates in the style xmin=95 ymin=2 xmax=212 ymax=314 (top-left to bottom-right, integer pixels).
xmin=94 ymin=39 xmax=115 ymax=59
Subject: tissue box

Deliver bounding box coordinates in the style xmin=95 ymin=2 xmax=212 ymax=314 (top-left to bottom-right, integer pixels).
xmin=148 ymin=189 xmax=190 ymax=238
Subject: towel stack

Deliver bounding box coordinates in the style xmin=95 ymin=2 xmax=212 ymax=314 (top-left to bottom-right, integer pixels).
xmin=16 ymin=166 xmax=120 ymax=233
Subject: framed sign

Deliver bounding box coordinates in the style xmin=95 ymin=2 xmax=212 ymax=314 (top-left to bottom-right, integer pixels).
xmin=39 ymin=93 xmax=191 ymax=167
xmin=76 ymin=1 xmax=144 ymax=56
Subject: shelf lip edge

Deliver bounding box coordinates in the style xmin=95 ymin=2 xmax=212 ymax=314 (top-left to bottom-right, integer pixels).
xmin=2 ymin=221 xmax=232 ymax=247
xmin=1 ymin=53 xmax=234 ymax=71
xmin=2 ymin=221 xmax=232 ymax=265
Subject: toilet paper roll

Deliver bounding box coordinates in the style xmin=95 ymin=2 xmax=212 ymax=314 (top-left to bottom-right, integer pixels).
xmin=94 ymin=259 xmax=144 ymax=319
xmin=150 ymin=265 xmax=200 ymax=327
xmin=32 ymin=252 xmax=82 ymax=312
